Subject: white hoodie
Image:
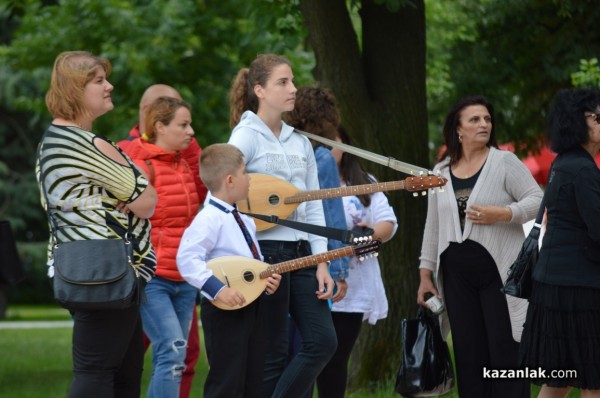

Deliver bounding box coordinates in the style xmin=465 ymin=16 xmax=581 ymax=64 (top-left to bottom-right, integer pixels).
xmin=228 ymin=111 xmax=328 ymax=255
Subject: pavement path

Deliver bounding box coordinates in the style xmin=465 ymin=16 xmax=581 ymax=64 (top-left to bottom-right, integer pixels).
xmin=0 ymin=320 xmax=73 ymax=329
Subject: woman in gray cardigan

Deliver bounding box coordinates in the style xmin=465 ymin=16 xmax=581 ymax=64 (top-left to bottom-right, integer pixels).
xmin=417 ymin=95 xmax=542 ymax=398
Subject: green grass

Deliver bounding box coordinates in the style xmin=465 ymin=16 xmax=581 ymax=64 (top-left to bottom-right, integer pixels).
xmin=0 ymin=305 xmax=583 ymax=398
xmin=2 ymin=304 xmax=72 ymax=321
xmin=0 ymin=328 xmax=72 ymax=398
xmin=0 ymin=325 xmax=207 ymax=398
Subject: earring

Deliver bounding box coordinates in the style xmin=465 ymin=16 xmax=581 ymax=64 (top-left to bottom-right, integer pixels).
xmin=458 ymin=135 xmax=463 ymax=143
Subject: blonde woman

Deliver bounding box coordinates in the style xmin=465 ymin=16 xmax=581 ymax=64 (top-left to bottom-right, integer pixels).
xmin=36 ymin=51 xmax=157 ymax=397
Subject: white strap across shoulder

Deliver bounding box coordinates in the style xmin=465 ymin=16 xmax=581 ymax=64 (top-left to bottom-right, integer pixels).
xmin=295 ymin=129 xmax=431 ymax=176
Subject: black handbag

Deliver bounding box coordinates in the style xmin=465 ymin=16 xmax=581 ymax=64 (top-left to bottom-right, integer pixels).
xmin=0 ymin=220 xmax=26 ymax=285
xmin=51 ymin=229 xmax=141 ymax=310
xmin=395 ymin=307 xmax=454 ymax=397
xmin=501 ymin=193 xmax=546 ymax=299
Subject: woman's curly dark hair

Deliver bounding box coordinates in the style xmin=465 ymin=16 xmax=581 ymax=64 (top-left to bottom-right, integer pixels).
xmin=547 ymin=88 xmax=600 ymax=154
xmin=285 ymin=86 xmax=340 ymax=140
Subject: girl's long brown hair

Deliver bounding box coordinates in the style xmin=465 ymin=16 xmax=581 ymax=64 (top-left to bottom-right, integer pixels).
xmin=228 ymin=54 xmax=290 ymax=128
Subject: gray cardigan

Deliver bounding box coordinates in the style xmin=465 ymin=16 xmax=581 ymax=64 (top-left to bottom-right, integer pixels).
xmin=419 ymin=147 xmax=543 ymax=341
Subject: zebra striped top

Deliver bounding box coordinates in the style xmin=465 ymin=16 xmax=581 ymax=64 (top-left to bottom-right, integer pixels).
xmin=36 ymin=124 xmax=156 ymax=281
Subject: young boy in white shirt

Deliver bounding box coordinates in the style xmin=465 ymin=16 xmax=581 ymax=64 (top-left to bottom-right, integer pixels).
xmin=177 ymin=143 xmax=281 ymax=398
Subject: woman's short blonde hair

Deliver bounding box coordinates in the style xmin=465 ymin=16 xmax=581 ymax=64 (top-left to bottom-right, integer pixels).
xmin=45 ymin=51 xmax=112 ymax=120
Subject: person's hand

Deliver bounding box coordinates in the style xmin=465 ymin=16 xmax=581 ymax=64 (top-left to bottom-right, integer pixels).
xmin=315 ymin=262 xmax=334 ymax=300
xmin=214 ymin=287 xmax=246 ymax=308
xmin=331 ymin=279 xmax=348 ymax=303
xmin=417 ymin=269 xmax=440 ymax=307
xmin=115 ymin=201 xmax=132 ymax=215
xmin=265 ymin=273 xmax=282 ymax=295
xmin=468 ymin=204 xmax=512 ymax=225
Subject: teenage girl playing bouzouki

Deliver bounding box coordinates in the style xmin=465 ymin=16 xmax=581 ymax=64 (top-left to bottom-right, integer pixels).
xmin=227 ymin=54 xmax=336 ymax=398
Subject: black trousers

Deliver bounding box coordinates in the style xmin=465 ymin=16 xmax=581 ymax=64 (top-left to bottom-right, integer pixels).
xmin=316 ymin=311 xmax=363 ymax=398
xmin=441 ymin=240 xmax=529 ymax=398
xmin=200 ymin=298 xmax=266 ymax=398
xmin=69 ymin=305 xmax=144 ymax=398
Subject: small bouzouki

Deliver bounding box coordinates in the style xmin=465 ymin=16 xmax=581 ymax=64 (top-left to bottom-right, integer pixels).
xmin=207 ymin=238 xmax=381 ymax=310
xmin=236 ymin=173 xmax=447 ymax=231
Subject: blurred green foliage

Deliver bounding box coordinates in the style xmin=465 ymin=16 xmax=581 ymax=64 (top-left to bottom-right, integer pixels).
xmin=425 ymin=0 xmax=600 ymax=155
xmin=571 ymin=58 xmax=600 ymax=88
xmin=0 ymin=0 xmax=312 ymax=241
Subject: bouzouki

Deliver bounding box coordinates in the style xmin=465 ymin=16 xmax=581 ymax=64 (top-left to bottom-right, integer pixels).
xmin=207 ymin=238 xmax=381 ymax=310
xmin=236 ymin=173 xmax=447 ymax=231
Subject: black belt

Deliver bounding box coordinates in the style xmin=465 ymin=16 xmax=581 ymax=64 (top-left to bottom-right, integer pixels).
xmin=258 ymin=239 xmax=311 ymax=251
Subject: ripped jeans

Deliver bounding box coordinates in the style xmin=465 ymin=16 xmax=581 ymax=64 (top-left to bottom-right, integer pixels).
xmin=141 ymin=276 xmax=197 ymax=398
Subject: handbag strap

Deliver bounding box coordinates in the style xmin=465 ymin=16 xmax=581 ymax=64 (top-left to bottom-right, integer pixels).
xmin=36 ymin=136 xmax=133 ymax=246
xmin=532 ymin=194 xmax=546 ymax=228
xmin=527 ymin=194 xmax=547 ymax=242
xmin=528 ymin=163 xmax=553 ymax=239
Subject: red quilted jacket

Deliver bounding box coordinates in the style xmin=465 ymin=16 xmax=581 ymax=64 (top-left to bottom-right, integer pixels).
xmin=123 ymin=138 xmax=200 ymax=281
xmin=118 ymin=124 xmax=208 ymax=204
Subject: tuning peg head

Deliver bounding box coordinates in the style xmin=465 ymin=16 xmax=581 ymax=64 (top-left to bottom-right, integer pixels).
xmin=413 ymin=192 xmax=418 ymax=197
xmin=421 ymin=191 xmax=426 ymax=196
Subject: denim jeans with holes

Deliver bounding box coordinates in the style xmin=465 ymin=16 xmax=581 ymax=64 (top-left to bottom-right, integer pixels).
xmin=140 ymin=276 xmax=197 ymax=398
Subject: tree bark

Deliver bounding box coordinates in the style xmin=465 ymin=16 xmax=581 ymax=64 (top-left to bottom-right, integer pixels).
xmin=300 ymin=0 xmax=428 ymax=389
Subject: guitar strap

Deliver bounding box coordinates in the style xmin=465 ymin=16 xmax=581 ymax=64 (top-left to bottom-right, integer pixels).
xmin=295 ymin=129 xmax=431 ymax=176
xmin=241 ymin=211 xmax=364 ymax=244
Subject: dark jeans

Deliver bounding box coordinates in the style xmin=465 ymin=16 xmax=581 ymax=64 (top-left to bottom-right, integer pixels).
xmin=69 ymin=305 xmax=144 ymax=398
xmin=259 ymin=240 xmax=337 ymax=398
xmin=286 ymin=318 xmax=313 ymax=398
xmin=317 ymin=311 xmax=363 ymax=398
xmin=441 ymin=240 xmax=529 ymax=398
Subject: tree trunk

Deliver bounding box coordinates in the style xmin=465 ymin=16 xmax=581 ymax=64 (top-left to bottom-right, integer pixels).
xmin=299 ymin=0 xmax=428 ymax=389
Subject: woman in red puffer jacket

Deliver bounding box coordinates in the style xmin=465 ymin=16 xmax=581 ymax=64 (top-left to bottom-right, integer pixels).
xmin=123 ymin=96 xmax=200 ymax=398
